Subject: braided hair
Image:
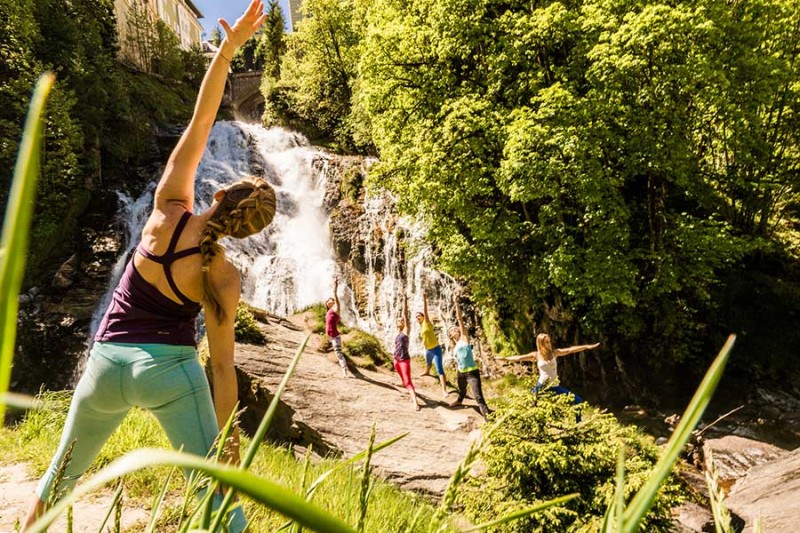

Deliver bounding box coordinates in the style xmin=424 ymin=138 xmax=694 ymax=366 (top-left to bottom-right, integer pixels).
xmin=200 ymin=177 xmax=277 ymax=323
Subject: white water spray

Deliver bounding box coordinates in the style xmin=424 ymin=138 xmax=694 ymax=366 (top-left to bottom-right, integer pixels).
xmin=90 ymin=122 xmax=460 ymax=356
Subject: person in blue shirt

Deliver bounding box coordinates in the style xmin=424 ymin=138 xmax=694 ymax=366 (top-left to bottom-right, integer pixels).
xmin=448 ymin=294 xmax=490 ymax=417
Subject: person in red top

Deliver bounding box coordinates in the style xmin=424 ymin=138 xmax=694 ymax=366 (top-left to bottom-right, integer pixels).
xmin=325 ymin=276 xmax=349 ymax=377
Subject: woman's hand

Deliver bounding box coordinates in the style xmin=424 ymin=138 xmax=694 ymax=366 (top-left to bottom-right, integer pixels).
xmin=219 ymin=0 xmax=267 ymax=50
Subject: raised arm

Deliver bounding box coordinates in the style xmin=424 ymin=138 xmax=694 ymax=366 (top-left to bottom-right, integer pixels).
xmin=554 ymin=342 xmax=601 ymax=358
xmin=401 ymin=290 xmax=409 ymax=334
xmin=332 ymin=276 xmax=340 ymax=313
xmin=204 ymin=261 xmax=243 ymax=464
xmin=498 ymin=351 xmax=538 ymax=362
xmin=454 ymin=293 xmax=467 ymax=339
xmin=422 ymin=291 xmax=429 ymax=321
xmin=155 ymin=1 xmax=267 ymax=212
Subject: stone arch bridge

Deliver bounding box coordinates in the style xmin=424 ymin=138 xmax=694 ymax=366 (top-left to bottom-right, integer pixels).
xmin=224 ymin=71 xmax=265 ymax=122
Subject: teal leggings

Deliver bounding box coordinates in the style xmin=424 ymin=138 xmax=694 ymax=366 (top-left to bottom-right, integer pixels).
xmin=36 ymin=341 xmax=247 ymax=532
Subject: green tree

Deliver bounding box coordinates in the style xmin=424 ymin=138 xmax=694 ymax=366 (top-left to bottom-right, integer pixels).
xmin=209 ymin=25 xmax=223 ymax=47
xmin=271 ymin=0 xmax=370 ymax=151
xmin=461 ymin=386 xmax=682 ymax=532
xmin=358 ymin=0 xmax=800 ymax=397
xmin=0 ymin=0 xmax=40 ymax=196
xmin=256 ymin=0 xmax=286 ymax=80
xmin=232 ymin=30 xmax=264 ymax=72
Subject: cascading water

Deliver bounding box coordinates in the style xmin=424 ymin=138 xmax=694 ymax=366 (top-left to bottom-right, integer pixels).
xmin=90 ymin=121 xmax=460 ymax=358
xmin=356 ymin=192 xmax=461 ymax=357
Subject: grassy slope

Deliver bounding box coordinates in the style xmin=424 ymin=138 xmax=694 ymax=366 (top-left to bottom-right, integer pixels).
xmin=0 ymin=392 xmax=453 ymax=532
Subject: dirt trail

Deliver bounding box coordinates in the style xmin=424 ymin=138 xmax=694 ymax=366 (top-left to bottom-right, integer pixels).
xmin=0 ymin=463 xmax=150 ymax=532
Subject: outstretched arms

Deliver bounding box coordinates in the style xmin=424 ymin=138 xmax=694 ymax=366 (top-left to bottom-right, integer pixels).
xmin=500 ymin=351 xmax=538 ymax=362
xmin=332 ymin=276 xmax=340 ymax=313
xmin=155 ymin=1 xmax=267 ymax=212
xmin=554 ymin=342 xmax=600 ymax=358
xmin=453 ymin=293 xmax=467 ymax=340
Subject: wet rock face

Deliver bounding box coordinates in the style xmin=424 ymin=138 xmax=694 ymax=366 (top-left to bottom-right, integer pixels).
xmin=13 ymin=221 xmax=123 ymax=396
xmin=321 ymin=156 xmax=372 ymax=273
xmin=702 ymin=435 xmax=787 ymax=491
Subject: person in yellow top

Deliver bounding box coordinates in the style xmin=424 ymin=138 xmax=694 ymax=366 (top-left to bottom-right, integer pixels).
xmin=416 ymin=291 xmax=448 ymax=397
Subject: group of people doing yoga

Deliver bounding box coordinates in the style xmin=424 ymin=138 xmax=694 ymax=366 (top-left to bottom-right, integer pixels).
xmin=325 ymin=276 xmax=599 ymax=419
xmin=20 ymin=2 xmax=600 ymax=530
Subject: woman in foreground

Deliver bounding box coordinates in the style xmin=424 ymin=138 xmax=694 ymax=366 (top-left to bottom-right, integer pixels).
xmin=24 ymin=3 xmax=272 ymax=531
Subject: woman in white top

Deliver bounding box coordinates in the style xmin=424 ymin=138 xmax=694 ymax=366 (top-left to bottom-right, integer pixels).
xmin=502 ymin=333 xmax=599 ymax=420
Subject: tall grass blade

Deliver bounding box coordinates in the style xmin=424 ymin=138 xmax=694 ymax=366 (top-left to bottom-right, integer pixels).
xmin=290 ymin=445 xmax=314 ymax=533
xmin=201 ymin=405 xmax=240 ymax=529
xmin=305 ymin=432 xmax=407 ymax=500
xmin=356 ymin=424 xmax=376 ymax=533
xmin=430 ymin=413 xmax=511 ymax=533
xmin=27 ymin=448 xmax=356 ymax=533
xmin=208 ymin=333 xmax=311 ymax=532
xmin=615 ymin=444 xmax=625 ymax=531
xmin=404 ymin=506 xmax=426 ymax=533
xmin=621 ymin=335 xmax=736 ymax=532
xmin=0 ymin=392 xmax=42 ymax=410
xmin=145 ymin=465 xmax=178 ymax=533
xmin=96 ymin=480 xmax=124 ymax=533
xmin=462 ymin=493 xmax=580 ymax=532
xmin=600 ymin=445 xmax=626 ymax=533
xmin=0 ymin=73 xmax=55 ymax=422
xmin=705 ymin=449 xmax=733 ymax=533
xmin=277 ymin=433 xmax=409 ymax=533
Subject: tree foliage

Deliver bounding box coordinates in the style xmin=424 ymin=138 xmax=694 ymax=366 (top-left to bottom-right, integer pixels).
xmin=352 ymin=0 xmax=800 ymax=397
xmin=256 ymin=0 xmax=287 ymax=80
xmin=263 ymin=0 xmax=371 ymax=151
xmin=0 ymin=0 xmax=202 ymax=279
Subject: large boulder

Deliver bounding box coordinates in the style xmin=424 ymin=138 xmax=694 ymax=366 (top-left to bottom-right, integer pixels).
xmin=703 ymin=435 xmax=787 ymax=491
xmin=726 ymin=447 xmax=800 ymax=533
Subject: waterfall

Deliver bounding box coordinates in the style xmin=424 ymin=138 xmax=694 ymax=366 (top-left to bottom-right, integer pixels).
xmin=90 ymin=121 xmax=459 ymax=357
xmin=356 ymin=192 xmax=460 ymax=357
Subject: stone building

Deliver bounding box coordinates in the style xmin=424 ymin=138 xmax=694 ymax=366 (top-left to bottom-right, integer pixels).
xmin=114 ymin=0 xmax=204 ymax=69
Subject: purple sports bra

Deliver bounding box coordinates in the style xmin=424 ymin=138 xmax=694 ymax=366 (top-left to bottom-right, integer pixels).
xmin=95 ymin=211 xmax=203 ymax=346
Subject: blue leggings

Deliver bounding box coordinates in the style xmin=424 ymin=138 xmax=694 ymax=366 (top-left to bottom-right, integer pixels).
xmin=533 ymin=383 xmax=584 ymax=422
xmin=36 ymin=342 xmax=247 ymax=532
xmin=425 ymin=345 xmax=444 ymax=376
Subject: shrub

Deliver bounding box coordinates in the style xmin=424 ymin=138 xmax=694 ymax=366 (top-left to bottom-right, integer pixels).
xmin=235 ymin=303 xmax=266 ymax=344
xmin=301 ymin=302 xmax=350 ymax=335
xmin=343 ymin=329 xmax=390 ymax=369
xmin=340 ymin=164 xmax=364 ymax=203
xmin=460 ymin=383 xmax=683 ymax=532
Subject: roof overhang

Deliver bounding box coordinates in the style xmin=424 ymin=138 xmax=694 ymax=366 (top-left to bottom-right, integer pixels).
xmin=184 ymin=0 xmax=203 ymax=19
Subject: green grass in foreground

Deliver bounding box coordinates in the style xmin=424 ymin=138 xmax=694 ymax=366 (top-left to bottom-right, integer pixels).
xmin=0 ymin=391 xmax=452 ymax=532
